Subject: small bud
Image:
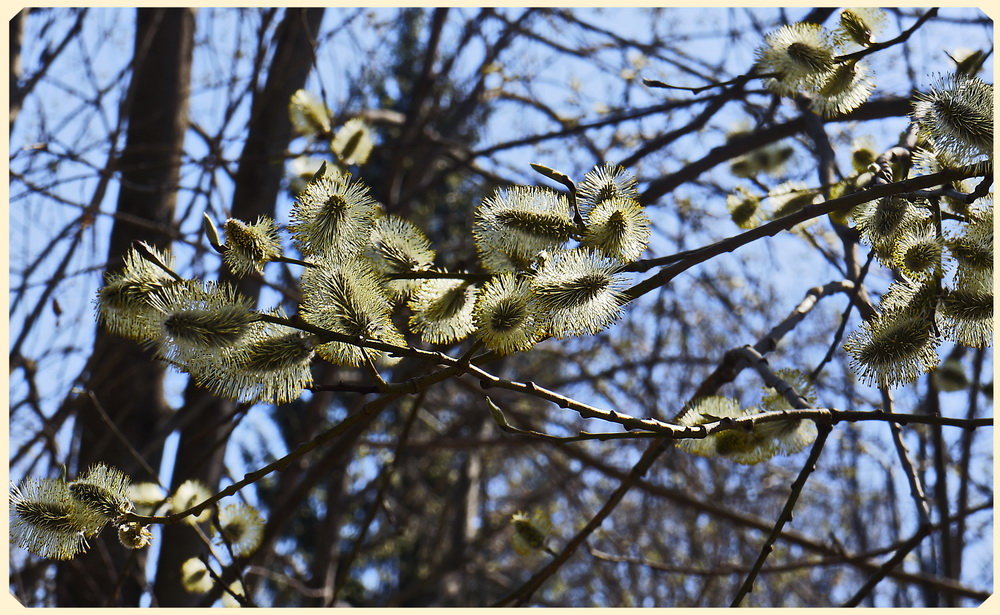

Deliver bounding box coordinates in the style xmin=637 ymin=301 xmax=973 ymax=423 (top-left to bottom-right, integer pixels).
xmin=181 ymin=557 xmax=214 ymax=594
xmin=892 ymin=228 xmax=943 ymax=281
xmin=117 ymin=522 xmax=153 ymax=550
xmin=530 ymin=162 xmax=576 ymax=195
xmin=332 ymin=118 xmax=373 ymax=166
xmin=486 ymin=397 xmax=510 ymax=429
xmin=203 ymin=213 xmax=223 ymax=252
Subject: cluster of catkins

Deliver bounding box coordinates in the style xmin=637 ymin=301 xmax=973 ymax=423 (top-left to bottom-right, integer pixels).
xmin=11 ymin=467 xmax=265 ymax=564
xmin=731 ymin=14 xmax=994 ymax=390
xmin=754 ymin=8 xmax=886 ymax=117
xmin=676 ymin=370 xmax=820 ymax=465
xmin=95 ymin=163 xmax=650 ymax=406
xmin=10 ymin=464 xmax=148 ymax=559
xmin=842 ymin=69 xmax=993 ymax=389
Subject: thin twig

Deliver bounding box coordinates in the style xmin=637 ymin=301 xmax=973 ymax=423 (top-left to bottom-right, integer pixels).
xmin=624 ymin=166 xmax=986 ymax=300
xmin=272 ymin=254 xmax=318 ymax=268
xmin=731 ymin=423 xmax=832 ymax=606
xmin=87 ymin=390 xmax=159 ymax=482
xmin=883 ymin=387 xmax=933 ymax=527
xmin=384 ymin=270 xmax=492 ymax=282
xmin=122 ymin=393 xmax=400 ymax=525
xmin=837 ymin=8 xmax=940 ymax=63
xmin=330 ymin=392 xmax=426 ymax=603
xmin=808 ymin=251 xmax=877 ymax=382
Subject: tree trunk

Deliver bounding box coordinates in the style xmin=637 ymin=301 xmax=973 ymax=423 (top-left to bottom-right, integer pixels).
xmin=9 ymin=8 xmax=28 ymax=131
xmin=55 ymin=8 xmax=194 ymax=607
xmin=152 ymin=7 xmax=325 ymax=606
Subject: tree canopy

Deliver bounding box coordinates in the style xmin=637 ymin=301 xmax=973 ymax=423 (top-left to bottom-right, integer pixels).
xmin=9 ymin=7 xmax=993 ymax=607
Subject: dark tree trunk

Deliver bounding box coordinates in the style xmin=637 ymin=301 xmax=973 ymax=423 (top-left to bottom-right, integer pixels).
xmin=152 ymin=7 xmax=325 ymax=606
xmin=55 ymin=8 xmax=195 ymax=607
xmin=9 ymin=8 xmax=28 ymax=131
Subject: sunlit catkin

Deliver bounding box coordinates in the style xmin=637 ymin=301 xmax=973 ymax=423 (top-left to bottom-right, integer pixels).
xmin=117 ymin=521 xmax=153 ymax=550
xmin=223 ymin=217 xmax=282 ymax=276
xmin=473 ymin=186 xmax=574 ymax=272
xmin=290 ymin=172 xmax=378 ymax=259
xmin=531 ymin=249 xmax=624 ymax=337
xmin=835 ymin=8 xmax=887 ymax=47
xmin=188 ymin=314 xmax=316 ymax=405
xmin=216 ymin=502 xmax=265 ymax=557
xmin=938 ymin=285 xmax=993 ymax=348
xmin=68 ymin=463 xmax=133 ymax=520
xmin=366 ymin=214 xmax=436 ymax=301
xmin=300 ymin=257 xmax=405 ymax=366
xmin=181 ymin=557 xmax=214 ymax=594
xmin=473 ymin=272 xmax=542 ymax=355
xmin=408 ymin=278 xmax=479 ymax=344
xmin=97 ymin=244 xmax=182 ymax=342
xmin=577 ymin=164 xmax=638 ymax=212
xmin=758 ymin=369 xmax=818 ymax=455
xmin=152 ymin=281 xmax=256 ymax=364
xmin=10 ymin=478 xmax=105 ymax=560
xmin=810 ymin=60 xmax=874 ymax=117
xmin=676 ymin=397 xmax=778 ymax=465
xmin=168 ymin=479 xmax=213 ymax=526
xmin=912 ymin=75 xmax=994 ymax=163
xmin=727 ymin=187 xmax=761 ymax=229
xmin=756 ymin=23 xmax=837 ymax=95
xmin=581 ymin=196 xmax=651 ymax=263
xmin=332 ymin=118 xmax=374 ymax=166
xmin=844 ymin=314 xmax=939 ymax=388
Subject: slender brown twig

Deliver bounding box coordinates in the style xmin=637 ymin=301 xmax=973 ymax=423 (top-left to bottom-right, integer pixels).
xmin=731 ymin=423 xmax=832 ymax=606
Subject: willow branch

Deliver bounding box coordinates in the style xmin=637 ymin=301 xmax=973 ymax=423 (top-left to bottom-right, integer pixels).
xmin=624 ymin=166 xmax=987 ymax=301
xmin=837 ymin=8 xmax=939 ymax=63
